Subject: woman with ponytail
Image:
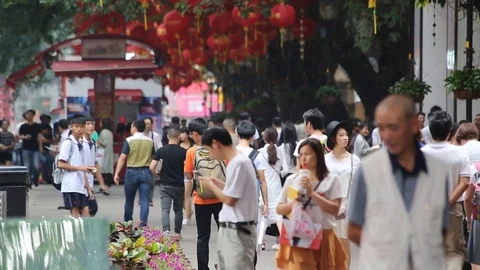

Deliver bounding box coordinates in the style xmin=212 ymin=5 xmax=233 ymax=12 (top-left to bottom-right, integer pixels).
xmin=259 ymin=127 xmax=289 ymax=250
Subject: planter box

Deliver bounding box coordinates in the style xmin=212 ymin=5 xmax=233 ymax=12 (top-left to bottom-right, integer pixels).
xmin=453 ymin=89 xmax=480 ymax=100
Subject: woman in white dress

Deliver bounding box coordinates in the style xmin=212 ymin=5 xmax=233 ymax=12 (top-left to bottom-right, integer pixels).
xmin=259 ymin=127 xmax=289 ymax=250
xmin=325 ymin=121 xmax=360 ymax=267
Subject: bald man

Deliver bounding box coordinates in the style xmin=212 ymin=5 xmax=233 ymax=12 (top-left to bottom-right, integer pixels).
xmin=347 ymin=95 xmax=448 ymax=270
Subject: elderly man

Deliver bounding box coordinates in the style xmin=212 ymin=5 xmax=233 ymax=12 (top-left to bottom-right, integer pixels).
xmin=347 ymin=95 xmax=449 ymax=270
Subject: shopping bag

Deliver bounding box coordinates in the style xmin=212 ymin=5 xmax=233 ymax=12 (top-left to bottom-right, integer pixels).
xmin=279 ymin=203 xmax=322 ymax=250
xmin=256 ymin=215 xmax=266 ymax=253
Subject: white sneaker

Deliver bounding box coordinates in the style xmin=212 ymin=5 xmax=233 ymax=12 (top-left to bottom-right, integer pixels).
xmin=182 ymin=219 xmax=190 ymax=225
xmin=272 ymin=243 xmax=280 ymax=250
xmin=164 ymin=230 xmax=170 ymax=235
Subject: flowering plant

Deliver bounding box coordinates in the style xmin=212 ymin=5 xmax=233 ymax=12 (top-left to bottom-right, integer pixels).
xmin=108 ymin=221 xmax=192 ymax=270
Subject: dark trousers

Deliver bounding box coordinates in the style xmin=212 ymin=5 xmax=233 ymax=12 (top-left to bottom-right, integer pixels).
xmin=195 ymin=203 xmax=222 ymax=270
xmin=160 ymin=185 xmax=184 ymax=233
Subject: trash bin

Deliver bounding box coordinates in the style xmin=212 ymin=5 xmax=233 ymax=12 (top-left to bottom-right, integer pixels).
xmin=0 ymin=166 xmax=29 ymax=220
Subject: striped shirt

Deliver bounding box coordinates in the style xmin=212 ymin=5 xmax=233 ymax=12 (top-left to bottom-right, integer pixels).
xmin=121 ymin=132 xmax=153 ymax=168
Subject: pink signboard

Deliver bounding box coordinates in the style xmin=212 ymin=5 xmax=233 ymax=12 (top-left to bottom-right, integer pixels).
xmin=175 ymin=82 xmax=219 ymax=117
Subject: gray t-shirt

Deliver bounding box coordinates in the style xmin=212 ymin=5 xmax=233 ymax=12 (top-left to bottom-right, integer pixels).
xmin=219 ymin=152 xmax=258 ymax=223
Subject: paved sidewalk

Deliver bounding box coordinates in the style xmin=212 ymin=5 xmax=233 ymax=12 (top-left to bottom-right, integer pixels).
xmin=27 ymin=185 xmax=285 ymax=270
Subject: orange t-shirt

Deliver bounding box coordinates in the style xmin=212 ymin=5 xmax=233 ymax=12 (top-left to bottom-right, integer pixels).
xmin=184 ymin=146 xmax=222 ymax=205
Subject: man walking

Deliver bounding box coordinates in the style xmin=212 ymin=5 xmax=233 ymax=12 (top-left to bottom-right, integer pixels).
xmin=421 ymin=110 xmax=470 ymax=269
xmin=150 ymin=127 xmax=186 ymax=236
xmin=199 ymin=127 xmax=258 ymax=270
xmin=294 ymin=108 xmax=327 ymax=161
xmin=184 ymin=118 xmax=223 ymax=270
xmin=115 ymin=120 xmax=153 ymax=227
xmin=143 ymin=117 xmax=162 ymax=206
xmin=18 ymin=109 xmax=40 ymax=187
xmin=348 ymin=95 xmax=449 ymax=269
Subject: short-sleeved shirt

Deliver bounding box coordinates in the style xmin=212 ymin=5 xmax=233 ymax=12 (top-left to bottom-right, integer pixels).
xmin=59 ymin=135 xmax=86 ymax=195
xmin=219 ymin=152 xmax=258 ymax=222
xmin=0 ymin=131 xmax=15 ymax=152
xmin=121 ymin=132 xmax=153 ymax=168
xmin=236 ymin=145 xmax=266 ymax=171
xmin=421 ymin=142 xmax=471 ymax=202
xmin=82 ymin=136 xmax=97 ymax=187
xmin=153 ymin=144 xmax=186 ymax=187
xmin=184 ymin=146 xmax=221 ymax=205
xmin=19 ymin=123 xmax=40 ymax=151
xmin=280 ymin=173 xmax=342 ymax=229
xmin=348 ymin=146 xmax=449 ymax=230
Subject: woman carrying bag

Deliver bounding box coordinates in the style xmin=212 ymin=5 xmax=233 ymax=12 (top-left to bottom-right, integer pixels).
xmin=276 ymin=138 xmax=347 ymax=270
xmin=324 ymin=121 xmax=360 ymax=267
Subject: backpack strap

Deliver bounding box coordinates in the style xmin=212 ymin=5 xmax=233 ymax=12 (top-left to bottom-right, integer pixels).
xmin=248 ymin=149 xmax=259 ymax=161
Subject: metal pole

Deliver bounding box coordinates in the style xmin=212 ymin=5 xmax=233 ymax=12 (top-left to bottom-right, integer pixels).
xmin=453 ymin=0 xmax=459 ymax=122
xmin=466 ymin=0 xmax=474 ymax=122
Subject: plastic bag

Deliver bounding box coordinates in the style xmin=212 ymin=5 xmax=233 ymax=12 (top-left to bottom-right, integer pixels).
xmin=290 ymin=203 xmax=316 ymax=240
xmin=256 ymin=215 xmax=266 ymax=252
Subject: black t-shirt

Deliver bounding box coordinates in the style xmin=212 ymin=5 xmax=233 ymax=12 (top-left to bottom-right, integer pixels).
xmin=19 ymin=123 xmax=40 ymax=151
xmin=153 ymin=144 xmax=187 ymax=187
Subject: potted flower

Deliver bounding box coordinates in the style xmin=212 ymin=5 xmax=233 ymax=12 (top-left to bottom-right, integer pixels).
xmin=388 ymin=77 xmax=432 ymax=103
xmin=108 ymin=221 xmax=192 ymax=269
xmin=316 ymin=85 xmax=341 ymax=105
xmin=444 ymin=68 xmax=480 ymax=100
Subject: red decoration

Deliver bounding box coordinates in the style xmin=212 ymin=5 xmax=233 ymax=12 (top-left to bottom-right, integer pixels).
xmin=270 ymin=3 xmax=296 ymax=47
xmin=232 ymin=6 xmax=261 ymax=47
xmin=291 ymin=17 xmax=317 ymax=40
xmin=163 ymin=10 xmax=191 ymax=34
xmin=156 ymin=23 xmax=176 ymax=43
xmin=270 ymin=3 xmax=297 ymax=29
xmin=103 ymin=12 xmax=125 ymax=34
xmin=207 ymin=35 xmax=231 ymax=51
xmin=209 ymin=12 xmax=235 ymax=34
xmin=126 ymin=22 xmax=147 ymax=41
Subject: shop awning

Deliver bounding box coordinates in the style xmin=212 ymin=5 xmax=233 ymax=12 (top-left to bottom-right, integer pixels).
xmin=88 ymin=89 xmax=143 ymax=103
xmin=52 ymin=60 xmax=157 ymax=80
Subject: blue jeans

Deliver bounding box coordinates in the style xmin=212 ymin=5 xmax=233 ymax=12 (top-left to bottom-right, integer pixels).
xmin=22 ymin=150 xmax=39 ymax=186
xmin=124 ymin=168 xmax=152 ymax=227
xmin=160 ymin=185 xmax=185 ymax=233
xmin=40 ymin=151 xmax=54 ymax=184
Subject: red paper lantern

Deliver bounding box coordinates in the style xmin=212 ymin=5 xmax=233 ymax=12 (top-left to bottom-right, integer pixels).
xmin=291 ymin=17 xmax=317 ymax=40
xmin=209 ymin=12 xmax=235 ymax=34
xmin=232 ymin=6 xmax=260 ymax=27
xmin=270 ymin=3 xmax=296 ymax=29
xmin=207 ymin=35 xmax=231 ymax=51
xmin=156 ymin=23 xmax=176 ymax=43
xmin=126 ymin=22 xmax=147 ymax=41
xmin=163 ymin=10 xmax=191 ymax=34
xmin=229 ymin=48 xmax=249 ymax=62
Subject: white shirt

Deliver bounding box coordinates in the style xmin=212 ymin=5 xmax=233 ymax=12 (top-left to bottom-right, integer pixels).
xmin=422 ymin=141 xmax=470 ymax=202
xmin=60 ymin=129 xmax=70 ymax=145
xmin=236 ymin=145 xmax=266 ymax=171
xmin=371 ymin=128 xmax=381 ymax=146
xmin=219 ymin=152 xmax=259 ymax=222
xmin=293 ymin=134 xmax=328 ymax=157
xmin=325 ymin=153 xmax=361 ymax=198
xmin=462 ymin=140 xmax=480 ymax=164
xmin=59 ymin=135 xmax=87 ymax=195
xmin=280 ymin=173 xmax=342 ymax=229
xmin=145 ymin=131 xmax=162 ymax=150
xmin=82 ymin=136 xmax=97 ymax=188
xmin=421 ymin=126 xmax=432 ymax=144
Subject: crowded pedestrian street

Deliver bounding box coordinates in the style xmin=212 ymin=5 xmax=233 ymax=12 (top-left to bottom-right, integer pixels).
xmin=3 ymin=0 xmax=480 ymax=270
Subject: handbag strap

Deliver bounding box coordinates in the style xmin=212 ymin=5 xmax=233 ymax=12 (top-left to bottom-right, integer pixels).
xmin=303 ymin=180 xmax=322 ymax=209
xmin=345 ymin=154 xmax=354 ymax=200
xmin=261 ymin=151 xmax=281 ymax=178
